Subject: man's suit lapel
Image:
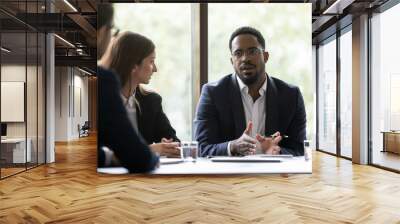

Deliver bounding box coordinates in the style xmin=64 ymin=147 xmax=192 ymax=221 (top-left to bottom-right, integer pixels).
xmin=265 ymin=75 xmax=279 ymax=136
xmin=230 ymin=74 xmax=246 ymax=137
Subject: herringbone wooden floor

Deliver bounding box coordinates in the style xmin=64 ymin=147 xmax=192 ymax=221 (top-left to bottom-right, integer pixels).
xmin=1 ymin=135 xmax=400 ymax=223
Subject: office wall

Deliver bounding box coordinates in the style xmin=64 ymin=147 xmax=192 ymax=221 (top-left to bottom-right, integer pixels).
xmin=1 ymin=82 xmax=24 ymax=122
xmin=73 ymin=72 xmax=89 ymax=138
xmin=54 ymin=67 xmax=89 ymax=141
xmin=1 ymin=63 xmax=45 ymax=168
xmin=1 ymin=2 xmax=48 ymax=178
xmin=55 ymin=66 xmax=69 ymax=141
xmin=1 ymin=65 xmax=40 ymax=139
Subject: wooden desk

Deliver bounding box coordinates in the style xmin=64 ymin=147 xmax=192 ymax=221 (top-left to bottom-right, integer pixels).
xmin=97 ymin=156 xmax=312 ymax=175
xmin=0 ymin=138 xmax=31 ymax=164
xmin=4 ymin=135 xmax=400 ymax=223
xmin=382 ymin=131 xmax=400 ymax=154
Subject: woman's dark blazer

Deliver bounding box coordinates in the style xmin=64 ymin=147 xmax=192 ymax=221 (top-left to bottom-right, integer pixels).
xmin=97 ymin=67 xmax=159 ymax=173
xmin=135 ymin=88 xmax=180 ymax=144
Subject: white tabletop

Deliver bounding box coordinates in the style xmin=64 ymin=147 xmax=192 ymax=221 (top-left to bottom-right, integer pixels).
xmin=97 ymin=156 xmax=312 ymax=175
xmin=1 ymin=138 xmax=27 ymax=143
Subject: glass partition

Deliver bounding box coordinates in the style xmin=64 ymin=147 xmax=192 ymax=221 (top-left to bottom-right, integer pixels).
xmin=339 ymin=28 xmax=352 ymax=158
xmin=371 ymin=3 xmax=400 ymax=171
xmin=1 ymin=30 xmax=28 ymax=177
xmin=317 ymin=36 xmax=337 ymax=154
xmin=27 ymin=30 xmax=38 ymax=169
xmin=37 ymin=32 xmax=45 ymax=165
xmin=0 ymin=1 xmax=46 ymax=179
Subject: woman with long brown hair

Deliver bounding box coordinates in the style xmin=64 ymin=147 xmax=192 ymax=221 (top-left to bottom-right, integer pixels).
xmin=109 ymin=31 xmax=180 ymax=157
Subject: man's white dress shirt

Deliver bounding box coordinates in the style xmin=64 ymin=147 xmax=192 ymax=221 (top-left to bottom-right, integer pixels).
xmin=227 ymin=74 xmax=267 ymax=155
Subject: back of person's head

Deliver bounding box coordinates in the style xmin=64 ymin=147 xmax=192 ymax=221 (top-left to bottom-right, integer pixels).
xmin=109 ymin=31 xmax=155 ymax=88
xmin=98 ymin=4 xmax=114 ymax=30
xmin=97 ymin=4 xmax=114 ymax=60
xmin=229 ymin=26 xmax=265 ymax=51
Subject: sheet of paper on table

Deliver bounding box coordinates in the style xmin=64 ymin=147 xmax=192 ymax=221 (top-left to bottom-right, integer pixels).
xmin=210 ymin=156 xmax=282 ymax=163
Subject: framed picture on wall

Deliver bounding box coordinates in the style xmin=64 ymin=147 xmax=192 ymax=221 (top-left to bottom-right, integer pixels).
xmin=1 ymin=81 xmax=25 ymax=122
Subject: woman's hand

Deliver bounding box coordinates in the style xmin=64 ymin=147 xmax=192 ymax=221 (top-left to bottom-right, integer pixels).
xmin=150 ymin=142 xmax=180 ymax=158
xmin=161 ymin=138 xmax=173 ymax=143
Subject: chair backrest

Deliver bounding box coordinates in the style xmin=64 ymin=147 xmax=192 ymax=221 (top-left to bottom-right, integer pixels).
xmin=82 ymin=121 xmax=90 ymax=129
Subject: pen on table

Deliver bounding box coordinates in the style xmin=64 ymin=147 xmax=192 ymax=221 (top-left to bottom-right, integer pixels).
xmin=268 ymin=134 xmax=289 ymax=139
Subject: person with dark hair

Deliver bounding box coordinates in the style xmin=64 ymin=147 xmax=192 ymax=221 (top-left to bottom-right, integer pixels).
xmin=109 ymin=32 xmax=180 ymax=157
xmin=97 ymin=4 xmax=159 ymax=173
xmin=194 ymin=26 xmax=306 ymax=157
xmin=97 ymin=4 xmax=114 ymax=60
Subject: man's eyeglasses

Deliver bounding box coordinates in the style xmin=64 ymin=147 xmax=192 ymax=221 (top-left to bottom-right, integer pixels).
xmin=108 ymin=23 xmax=120 ymax=37
xmin=232 ymin=47 xmax=263 ymax=59
xmin=111 ymin=26 xmax=120 ymax=37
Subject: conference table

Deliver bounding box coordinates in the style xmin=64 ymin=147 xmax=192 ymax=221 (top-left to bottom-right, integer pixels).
xmin=0 ymin=138 xmax=32 ymax=164
xmin=381 ymin=131 xmax=400 ymax=154
xmin=97 ymin=155 xmax=312 ymax=175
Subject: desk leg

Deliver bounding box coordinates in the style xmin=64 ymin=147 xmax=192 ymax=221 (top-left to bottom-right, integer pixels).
xmin=382 ymin=133 xmax=386 ymax=152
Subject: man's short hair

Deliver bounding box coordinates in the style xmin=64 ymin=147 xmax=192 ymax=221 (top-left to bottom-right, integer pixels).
xmin=98 ymin=4 xmax=114 ymax=29
xmin=229 ymin=26 xmax=265 ymax=51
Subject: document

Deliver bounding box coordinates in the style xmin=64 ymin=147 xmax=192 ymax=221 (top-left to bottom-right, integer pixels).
xmin=246 ymin=154 xmax=293 ymax=158
xmin=210 ymin=156 xmax=281 ymax=163
xmin=160 ymin=158 xmax=184 ymax=165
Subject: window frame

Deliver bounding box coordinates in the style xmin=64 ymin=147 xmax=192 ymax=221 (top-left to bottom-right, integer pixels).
xmin=0 ymin=1 xmax=47 ymax=179
xmin=368 ymin=0 xmax=400 ymax=173
xmin=315 ymin=23 xmax=353 ymax=161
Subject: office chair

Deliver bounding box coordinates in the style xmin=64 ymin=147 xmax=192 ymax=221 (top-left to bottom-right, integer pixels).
xmin=79 ymin=121 xmax=90 ymax=138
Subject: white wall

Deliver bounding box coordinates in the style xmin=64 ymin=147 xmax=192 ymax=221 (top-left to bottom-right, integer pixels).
xmin=54 ymin=67 xmax=89 ymax=141
xmin=55 ymin=66 xmax=69 ymax=141
xmin=1 ymin=66 xmax=26 ymax=126
xmin=72 ymin=73 xmax=89 ymax=137
xmin=1 ymin=65 xmax=32 ymax=138
xmin=1 ymin=64 xmax=45 ymax=163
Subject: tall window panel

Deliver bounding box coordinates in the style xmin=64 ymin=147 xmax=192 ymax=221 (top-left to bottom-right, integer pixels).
xmin=113 ymin=4 xmax=192 ymax=141
xmin=1 ymin=25 xmax=28 ymax=177
xmin=27 ymin=30 xmax=38 ymax=169
xmin=371 ymin=3 xmax=400 ymax=171
xmin=339 ymin=28 xmax=352 ymax=158
xmin=0 ymin=1 xmax=46 ymax=179
xmin=317 ymin=37 xmax=337 ymax=154
xmin=37 ymin=32 xmax=45 ymax=165
xmin=37 ymin=1 xmax=46 ymax=165
xmin=208 ymin=3 xmax=313 ymax=142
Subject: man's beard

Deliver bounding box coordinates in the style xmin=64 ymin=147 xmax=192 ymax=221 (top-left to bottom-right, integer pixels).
xmin=237 ymin=67 xmax=264 ymax=86
xmin=236 ymin=62 xmax=264 ymax=86
xmin=239 ymin=72 xmax=259 ymax=85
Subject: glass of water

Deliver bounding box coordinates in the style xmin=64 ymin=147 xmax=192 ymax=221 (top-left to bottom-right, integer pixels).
xmin=190 ymin=141 xmax=198 ymax=161
xmin=304 ymin=140 xmax=311 ymax=161
xmin=180 ymin=141 xmax=198 ymax=162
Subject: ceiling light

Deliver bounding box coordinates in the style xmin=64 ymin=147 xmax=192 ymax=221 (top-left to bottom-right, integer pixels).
xmin=1 ymin=47 xmax=11 ymax=53
xmin=78 ymin=67 xmax=93 ymax=76
xmin=54 ymin=34 xmax=75 ymax=48
xmin=76 ymin=48 xmax=85 ymax=55
xmin=322 ymin=0 xmax=354 ymax=15
xmin=63 ymin=0 xmax=78 ymax=12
